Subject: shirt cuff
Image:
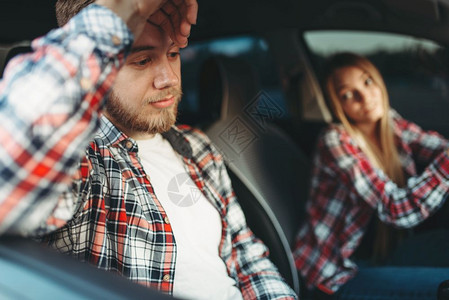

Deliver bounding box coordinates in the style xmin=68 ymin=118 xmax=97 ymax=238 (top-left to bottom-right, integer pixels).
xmin=34 ymin=3 xmax=134 ymax=59
xmin=70 ymin=4 xmax=134 ymax=57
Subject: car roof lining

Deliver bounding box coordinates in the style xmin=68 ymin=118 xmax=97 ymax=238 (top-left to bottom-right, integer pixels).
xmin=190 ymin=0 xmax=449 ymax=45
xmin=1 ymin=0 xmax=449 ymax=45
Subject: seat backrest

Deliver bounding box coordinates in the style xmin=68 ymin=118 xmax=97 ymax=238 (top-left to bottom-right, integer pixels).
xmin=198 ymin=55 xmax=260 ymax=125
xmin=199 ymin=55 xmax=311 ymax=295
xmin=1 ymin=44 xmax=32 ymax=78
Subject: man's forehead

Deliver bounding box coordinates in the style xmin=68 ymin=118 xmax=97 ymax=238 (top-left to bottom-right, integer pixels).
xmin=133 ymin=22 xmax=173 ymax=49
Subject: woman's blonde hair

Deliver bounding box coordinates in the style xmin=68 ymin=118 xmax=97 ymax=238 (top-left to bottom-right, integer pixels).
xmin=323 ymin=52 xmax=404 ymax=185
xmin=323 ymin=52 xmax=405 ymax=259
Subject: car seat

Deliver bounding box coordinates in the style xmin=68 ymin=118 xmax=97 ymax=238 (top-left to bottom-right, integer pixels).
xmin=0 ymin=44 xmax=32 ymax=78
xmin=198 ymin=55 xmax=311 ymax=295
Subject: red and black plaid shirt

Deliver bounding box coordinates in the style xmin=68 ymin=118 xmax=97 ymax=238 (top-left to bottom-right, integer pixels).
xmin=0 ymin=4 xmax=296 ymax=299
xmin=294 ymin=110 xmax=449 ymax=294
xmin=45 ymin=118 xmax=296 ymax=298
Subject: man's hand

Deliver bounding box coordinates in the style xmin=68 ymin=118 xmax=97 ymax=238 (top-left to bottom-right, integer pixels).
xmin=95 ymin=0 xmax=198 ymax=47
xmin=148 ymin=0 xmax=197 ymax=47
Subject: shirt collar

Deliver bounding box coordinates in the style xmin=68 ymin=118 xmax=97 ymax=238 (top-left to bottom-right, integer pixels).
xmin=96 ymin=115 xmax=129 ymax=146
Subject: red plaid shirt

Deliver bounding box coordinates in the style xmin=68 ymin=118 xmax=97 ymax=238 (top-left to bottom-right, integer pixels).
xmin=0 ymin=4 xmax=297 ymax=299
xmin=294 ymin=110 xmax=449 ymax=294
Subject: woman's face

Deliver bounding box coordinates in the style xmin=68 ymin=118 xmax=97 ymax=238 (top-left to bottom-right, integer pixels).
xmin=332 ymin=66 xmax=385 ymax=127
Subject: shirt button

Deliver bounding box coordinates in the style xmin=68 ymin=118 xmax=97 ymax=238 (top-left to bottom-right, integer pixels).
xmin=164 ymin=216 xmax=170 ymax=224
xmin=111 ymin=35 xmax=121 ymax=46
xmin=80 ymin=77 xmax=92 ymax=91
xmin=125 ymin=141 xmax=133 ymax=150
xmin=163 ymin=274 xmax=171 ymax=282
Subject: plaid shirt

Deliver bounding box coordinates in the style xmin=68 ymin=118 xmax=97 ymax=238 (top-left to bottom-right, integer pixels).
xmin=293 ymin=110 xmax=449 ymax=294
xmin=0 ymin=4 xmax=296 ymax=299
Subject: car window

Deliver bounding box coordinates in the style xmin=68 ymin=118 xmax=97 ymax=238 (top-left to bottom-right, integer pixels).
xmin=180 ymin=36 xmax=287 ymax=124
xmin=303 ymin=30 xmax=449 ymax=138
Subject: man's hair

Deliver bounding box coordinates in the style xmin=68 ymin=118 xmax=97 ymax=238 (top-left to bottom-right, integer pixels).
xmin=55 ymin=0 xmax=95 ymax=27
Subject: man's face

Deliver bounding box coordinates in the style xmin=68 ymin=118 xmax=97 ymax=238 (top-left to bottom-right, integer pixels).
xmin=105 ymin=22 xmax=182 ymax=139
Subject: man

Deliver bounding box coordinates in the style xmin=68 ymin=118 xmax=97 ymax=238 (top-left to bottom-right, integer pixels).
xmin=0 ymin=0 xmax=297 ymax=299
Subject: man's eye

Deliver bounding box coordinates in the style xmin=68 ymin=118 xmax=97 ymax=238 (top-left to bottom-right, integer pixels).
xmin=134 ymin=58 xmax=151 ymax=66
xmin=168 ymin=52 xmax=180 ymax=59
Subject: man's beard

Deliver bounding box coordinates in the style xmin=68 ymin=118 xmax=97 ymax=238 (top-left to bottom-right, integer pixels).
xmin=106 ymin=87 xmax=182 ymax=135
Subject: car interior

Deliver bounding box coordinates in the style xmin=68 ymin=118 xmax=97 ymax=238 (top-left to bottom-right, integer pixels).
xmin=1 ymin=0 xmax=449 ymax=298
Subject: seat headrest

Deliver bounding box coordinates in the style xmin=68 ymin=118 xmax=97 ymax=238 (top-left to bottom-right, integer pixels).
xmin=1 ymin=45 xmax=32 ymax=78
xmin=199 ymin=55 xmax=260 ymax=122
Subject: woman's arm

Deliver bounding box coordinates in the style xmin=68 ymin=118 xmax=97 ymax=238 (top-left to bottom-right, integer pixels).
xmin=392 ymin=110 xmax=449 ymax=165
xmin=324 ymin=125 xmax=449 ymax=228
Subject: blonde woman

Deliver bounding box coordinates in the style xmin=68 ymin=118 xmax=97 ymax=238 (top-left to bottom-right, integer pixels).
xmin=294 ymin=52 xmax=449 ymax=299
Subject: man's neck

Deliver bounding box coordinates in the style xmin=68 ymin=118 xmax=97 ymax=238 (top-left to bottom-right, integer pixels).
xmin=130 ymin=132 xmax=156 ymax=140
xmin=103 ymin=114 xmax=155 ymax=140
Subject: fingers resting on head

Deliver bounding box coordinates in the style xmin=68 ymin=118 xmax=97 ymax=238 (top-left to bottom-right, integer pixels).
xmin=148 ymin=0 xmax=197 ymax=48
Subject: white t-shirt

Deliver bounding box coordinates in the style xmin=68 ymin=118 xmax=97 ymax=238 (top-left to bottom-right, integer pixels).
xmin=136 ymin=134 xmax=243 ymax=300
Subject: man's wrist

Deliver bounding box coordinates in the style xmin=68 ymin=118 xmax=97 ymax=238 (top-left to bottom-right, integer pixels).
xmin=94 ymin=0 xmax=162 ymax=37
xmin=95 ymin=0 xmax=135 ymax=22
xmin=65 ymin=4 xmax=134 ymax=58
xmin=95 ymin=0 xmax=144 ymax=34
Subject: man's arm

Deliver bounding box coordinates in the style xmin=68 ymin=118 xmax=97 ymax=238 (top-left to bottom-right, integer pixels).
xmin=177 ymin=126 xmax=298 ymax=299
xmin=225 ymin=196 xmax=298 ymax=299
xmin=210 ymin=148 xmax=297 ymax=299
xmin=0 ymin=0 xmax=197 ymax=236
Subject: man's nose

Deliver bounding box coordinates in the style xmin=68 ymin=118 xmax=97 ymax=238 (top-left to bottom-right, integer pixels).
xmin=153 ymin=60 xmax=179 ymax=89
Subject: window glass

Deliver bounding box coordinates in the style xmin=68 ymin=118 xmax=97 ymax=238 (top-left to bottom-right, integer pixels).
xmin=180 ymin=36 xmax=285 ymax=125
xmin=304 ymin=30 xmax=449 ymax=137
